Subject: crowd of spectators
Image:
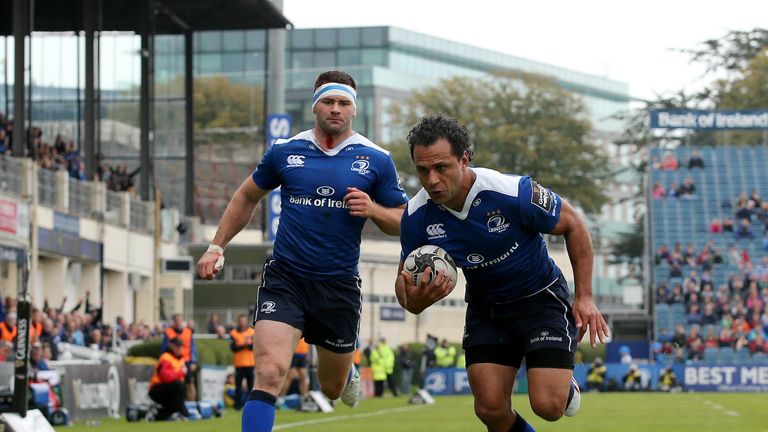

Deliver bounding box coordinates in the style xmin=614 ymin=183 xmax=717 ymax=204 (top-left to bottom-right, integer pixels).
xmin=0 ymin=292 xmax=164 ymax=366
xmin=654 ymin=254 xmax=768 ymax=361
xmin=0 ymin=112 xmax=138 ymax=192
xmin=650 ymin=150 xmax=706 ymax=171
xmin=651 ymin=177 xmax=697 ymax=200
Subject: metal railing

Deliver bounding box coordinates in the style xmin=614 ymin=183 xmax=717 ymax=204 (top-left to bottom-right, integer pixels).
xmin=68 ymin=178 xmax=95 ymax=217
xmin=38 ymin=168 xmax=59 ymax=207
xmin=0 ymin=156 xmax=23 ymax=197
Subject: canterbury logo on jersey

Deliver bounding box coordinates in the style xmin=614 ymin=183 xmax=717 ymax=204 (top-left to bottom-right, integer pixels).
xmin=426 ymin=224 xmax=446 ymax=237
xmin=287 ymin=155 xmax=305 ymax=167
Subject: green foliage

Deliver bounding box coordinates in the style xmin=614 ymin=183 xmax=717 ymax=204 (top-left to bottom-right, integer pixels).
xmin=104 ymin=77 xmax=263 ymax=130
xmin=126 ymin=337 xmax=233 ymax=366
xmin=126 ymin=338 xmax=163 ymax=358
xmin=390 ymin=71 xmax=611 ymax=214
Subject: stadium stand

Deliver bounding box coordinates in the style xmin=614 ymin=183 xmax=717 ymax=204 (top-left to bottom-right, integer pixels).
xmin=649 ymin=146 xmax=768 ymax=365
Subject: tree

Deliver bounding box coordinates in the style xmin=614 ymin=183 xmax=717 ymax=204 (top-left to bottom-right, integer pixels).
xmin=390 ymin=71 xmax=611 ymax=214
xmin=105 ymin=76 xmax=263 ymax=129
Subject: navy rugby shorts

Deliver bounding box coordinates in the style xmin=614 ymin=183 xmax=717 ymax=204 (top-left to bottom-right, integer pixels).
xmin=463 ymin=275 xmax=577 ymax=370
xmin=253 ymin=257 xmax=361 ymax=354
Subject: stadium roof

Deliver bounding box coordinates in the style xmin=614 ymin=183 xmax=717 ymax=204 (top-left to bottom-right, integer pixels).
xmin=0 ymin=0 xmax=292 ymax=35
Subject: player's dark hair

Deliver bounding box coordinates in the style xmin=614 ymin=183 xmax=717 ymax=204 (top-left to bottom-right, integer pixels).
xmin=407 ymin=113 xmax=473 ymax=162
xmin=314 ymin=71 xmax=357 ymax=91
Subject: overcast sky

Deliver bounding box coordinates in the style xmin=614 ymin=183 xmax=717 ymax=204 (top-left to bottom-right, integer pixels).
xmin=283 ymin=0 xmax=767 ymax=101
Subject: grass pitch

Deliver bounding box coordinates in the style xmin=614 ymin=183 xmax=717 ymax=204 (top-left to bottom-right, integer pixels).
xmin=68 ymin=392 xmax=768 ymax=431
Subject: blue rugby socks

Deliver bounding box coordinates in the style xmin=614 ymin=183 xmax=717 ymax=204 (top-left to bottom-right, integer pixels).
xmin=509 ymin=411 xmax=536 ymax=432
xmin=242 ymin=390 xmax=276 ymax=432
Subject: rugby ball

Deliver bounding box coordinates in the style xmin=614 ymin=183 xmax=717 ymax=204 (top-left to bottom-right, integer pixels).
xmin=404 ymin=245 xmax=458 ymax=289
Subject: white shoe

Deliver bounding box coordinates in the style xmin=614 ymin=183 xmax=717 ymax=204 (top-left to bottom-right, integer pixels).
xmin=340 ymin=366 xmax=361 ymax=408
xmin=564 ymin=377 xmax=581 ymax=417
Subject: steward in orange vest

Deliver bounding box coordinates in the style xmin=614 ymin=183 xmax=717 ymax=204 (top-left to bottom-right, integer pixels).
xmin=148 ymin=338 xmax=189 ymax=420
xmin=0 ymin=313 xmax=17 ymax=343
xmin=229 ymin=315 xmax=255 ymax=410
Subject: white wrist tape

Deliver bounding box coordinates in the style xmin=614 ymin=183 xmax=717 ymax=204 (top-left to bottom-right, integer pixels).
xmin=207 ymin=244 xmax=225 ymax=271
xmin=207 ymin=244 xmax=224 ymax=254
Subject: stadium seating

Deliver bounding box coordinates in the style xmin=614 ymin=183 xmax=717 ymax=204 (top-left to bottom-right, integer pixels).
xmin=649 ymin=146 xmax=768 ymax=364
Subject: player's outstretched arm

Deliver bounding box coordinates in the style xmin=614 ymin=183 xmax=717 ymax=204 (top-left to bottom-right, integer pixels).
xmin=344 ymin=187 xmax=405 ymax=235
xmin=197 ymin=177 xmax=269 ymax=280
xmin=549 ymin=199 xmax=610 ymax=347
xmin=395 ymin=262 xmax=454 ymax=314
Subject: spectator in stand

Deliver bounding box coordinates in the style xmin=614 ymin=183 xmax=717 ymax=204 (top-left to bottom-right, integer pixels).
xmin=672 ymin=347 xmax=687 ymax=364
xmin=652 ymin=182 xmax=666 ymax=199
xmin=38 ymin=319 xmax=60 ymax=360
xmin=703 ymin=327 xmax=719 ymax=349
xmin=709 ymin=218 xmax=723 ymax=233
xmin=749 ymin=190 xmax=762 ymax=207
xmin=740 ymin=248 xmax=751 ymax=267
xmin=723 ymin=217 xmax=735 ymax=232
xmin=650 ymin=156 xmax=662 ymax=170
xmin=712 ymin=248 xmax=724 ymax=264
xmin=661 ymin=151 xmax=678 ymax=170
xmin=667 ymin=182 xmax=680 ymax=199
xmin=677 ymin=177 xmax=696 ymax=199
xmin=736 ymin=200 xmax=756 ymax=222
xmin=735 ymin=192 xmax=749 ymax=210
xmin=671 ymin=324 xmax=688 ymax=348
xmin=669 ymin=263 xmax=683 ymax=278
xmin=683 ymin=270 xmax=701 ymax=291
xmin=656 ymin=285 xmax=669 ymax=304
xmin=700 ymin=283 xmax=715 ymax=302
xmin=701 ymin=303 xmax=718 ymax=325
xmin=687 ymin=304 xmax=703 ymax=325
xmin=687 ymin=150 xmax=705 ymax=169
xmin=682 ymin=245 xmax=697 ymax=267
xmin=655 ymin=245 xmax=670 ymax=265
xmin=749 ymin=333 xmax=768 ymax=354
xmin=669 ymin=284 xmax=684 ymax=304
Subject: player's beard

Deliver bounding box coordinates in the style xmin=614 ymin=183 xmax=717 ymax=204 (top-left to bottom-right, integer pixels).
xmin=319 ymin=115 xmax=351 ymax=137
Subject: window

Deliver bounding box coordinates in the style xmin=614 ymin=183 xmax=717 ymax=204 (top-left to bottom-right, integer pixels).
xmin=361 ymin=27 xmax=386 ymax=46
xmin=313 ymin=51 xmax=336 ymax=68
xmin=245 ymin=52 xmax=266 ymax=71
xmin=338 ymin=28 xmax=361 ymax=47
xmin=199 ymin=32 xmax=222 ymax=52
xmin=222 ymin=31 xmax=245 ymax=51
xmin=245 ymin=30 xmax=266 ymax=50
xmin=338 ymin=49 xmax=361 ymax=66
xmin=361 ymin=48 xmax=386 ymax=66
xmin=198 ymin=54 xmax=222 ymax=74
xmin=314 ymin=29 xmax=337 ymax=48
xmin=222 ymin=53 xmax=245 ymax=74
xmin=291 ymin=51 xmax=313 ymax=69
xmin=290 ymin=30 xmax=313 ymax=49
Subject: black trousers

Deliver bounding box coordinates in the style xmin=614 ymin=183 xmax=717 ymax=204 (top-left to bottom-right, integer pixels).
xmin=235 ymin=366 xmax=255 ymax=409
xmin=149 ymin=380 xmax=188 ymax=420
xmin=386 ymin=373 xmax=399 ymax=396
xmin=374 ymin=380 xmax=385 ymax=397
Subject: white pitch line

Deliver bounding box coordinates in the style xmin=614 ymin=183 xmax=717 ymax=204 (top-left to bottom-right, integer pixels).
xmin=702 ymin=399 xmax=739 ymax=417
xmin=274 ymin=405 xmax=426 ymax=430
xmin=725 ymin=410 xmax=739 ymax=417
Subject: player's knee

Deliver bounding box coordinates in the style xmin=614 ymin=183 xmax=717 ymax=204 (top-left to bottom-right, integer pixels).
xmin=530 ymin=397 xmax=565 ymax=422
xmin=255 ymin=362 xmax=288 ymax=392
xmin=473 ymin=398 xmax=509 ymax=425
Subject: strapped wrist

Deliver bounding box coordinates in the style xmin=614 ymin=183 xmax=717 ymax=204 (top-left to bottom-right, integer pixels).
xmin=207 ymin=244 xmax=224 ymax=254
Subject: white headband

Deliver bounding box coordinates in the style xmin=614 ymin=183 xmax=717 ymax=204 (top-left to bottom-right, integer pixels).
xmin=312 ymin=82 xmax=357 ymax=110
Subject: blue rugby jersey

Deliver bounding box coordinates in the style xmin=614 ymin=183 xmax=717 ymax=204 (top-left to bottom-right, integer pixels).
xmin=400 ymin=168 xmax=563 ymax=304
xmin=253 ymin=130 xmax=408 ymax=278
